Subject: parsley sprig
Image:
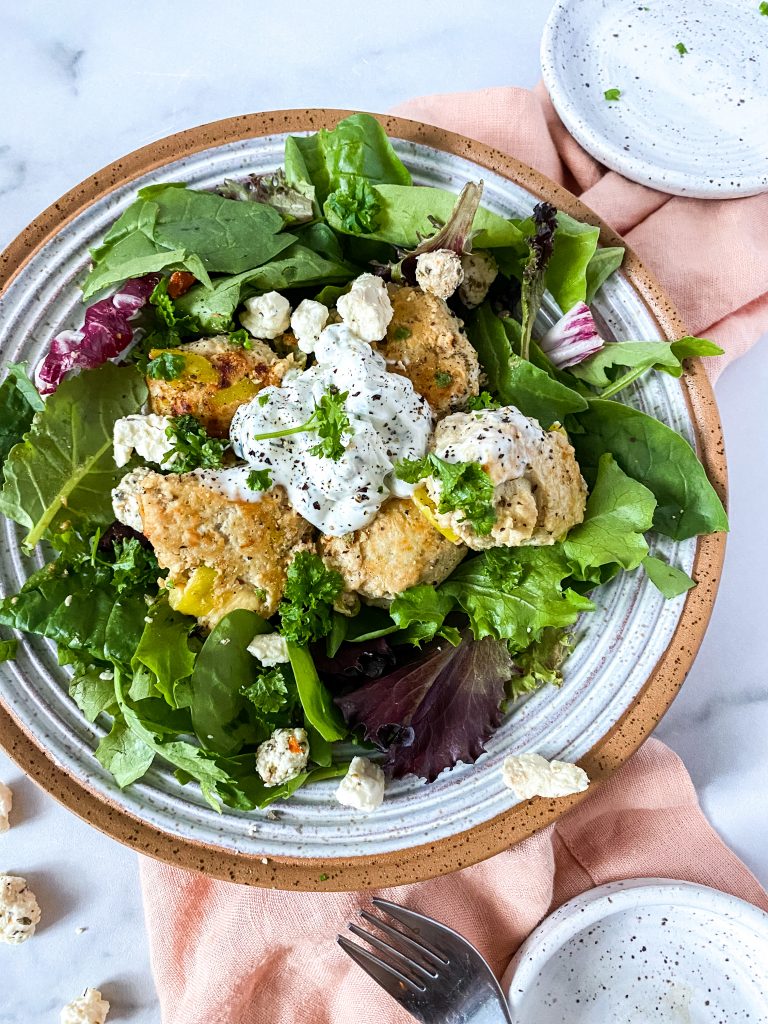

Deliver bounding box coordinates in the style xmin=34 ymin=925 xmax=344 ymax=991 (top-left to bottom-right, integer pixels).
xmin=146 ymin=351 xmax=185 ymax=381
xmin=246 ymin=468 xmax=272 ymax=491
xmin=278 ymin=552 xmax=344 ymax=646
xmin=396 ymin=453 xmax=497 ymax=536
xmin=252 ymin=386 xmax=353 ymax=460
xmin=163 ymin=415 xmax=229 ymax=473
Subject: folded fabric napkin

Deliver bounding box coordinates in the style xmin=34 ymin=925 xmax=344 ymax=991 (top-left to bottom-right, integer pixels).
xmin=140 ymin=86 xmax=768 ymax=1023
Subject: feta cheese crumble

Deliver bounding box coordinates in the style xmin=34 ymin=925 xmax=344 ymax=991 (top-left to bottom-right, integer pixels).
xmin=60 ymin=987 xmax=110 ymax=1024
xmin=501 ymin=753 xmax=589 ymax=800
xmin=335 ymin=756 xmax=385 ymax=812
xmin=256 ymin=728 xmax=309 ymax=787
xmin=458 ymin=251 xmax=498 ymax=308
xmin=111 ymin=466 xmax=153 ymax=532
xmin=0 ymin=874 xmax=41 ymax=944
xmin=113 ymin=414 xmax=175 ymax=469
xmin=336 ymin=273 xmax=393 ymax=342
xmin=240 ymin=291 xmax=291 ymax=340
xmin=415 ymin=249 xmax=464 ymax=300
xmin=291 ymin=299 xmax=330 ymax=353
xmin=0 ymin=779 xmax=12 ymax=833
xmin=247 ymin=633 xmax=290 ymax=667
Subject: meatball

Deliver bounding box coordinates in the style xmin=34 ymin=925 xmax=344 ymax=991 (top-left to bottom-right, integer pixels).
xmin=147 ymin=335 xmax=298 ymax=437
xmin=426 ymin=407 xmax=587 ymax=550
xmin=379 ymin=285 xmax=480 ymax=417
xmin=320 ymin=497 xmax=466 ymax=604
xmin=136 ymin=472 xmax=314 ymax=629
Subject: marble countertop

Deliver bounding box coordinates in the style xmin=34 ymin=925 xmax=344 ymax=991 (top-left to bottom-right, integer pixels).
xmin=1 ymin=2 xmax=766 ymax=1020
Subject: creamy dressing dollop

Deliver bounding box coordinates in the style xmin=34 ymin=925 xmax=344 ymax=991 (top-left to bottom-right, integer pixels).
xmin=229 ymin=323 xmax=432 ymax=535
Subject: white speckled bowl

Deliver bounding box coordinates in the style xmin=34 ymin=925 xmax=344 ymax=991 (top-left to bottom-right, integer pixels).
xmin=503 ymin=879 xmax=768 ymax=1022
xmin=541 ymin=0 xmax=768 ymax=198
xmin=0 ymin=111 xmax=726 ymax=889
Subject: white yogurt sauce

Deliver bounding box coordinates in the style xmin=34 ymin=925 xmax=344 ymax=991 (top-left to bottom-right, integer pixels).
xmin=229 ymin=323 xmax=432 ymax=535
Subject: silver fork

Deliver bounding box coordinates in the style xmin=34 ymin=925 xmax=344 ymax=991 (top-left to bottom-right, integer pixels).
xmin=338 ymin=898 xmax=514 ymax=1024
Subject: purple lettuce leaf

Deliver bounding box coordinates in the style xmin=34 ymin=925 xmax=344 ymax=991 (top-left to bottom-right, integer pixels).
xmin=540 ymin=300 xmax=606 ymax=369
xmin=35 ymin=273 xmax=161 ymax=395
xmin=335 ymin=633 xmax=513 ymax=781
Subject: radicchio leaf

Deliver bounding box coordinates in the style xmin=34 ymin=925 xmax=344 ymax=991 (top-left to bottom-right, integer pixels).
xmin=35 ymin=273 xmax=161 ymax=395
xmin=313 ymin=636 xmax=400 ymax=683
xmin=540 ymin=301 xmax=606 ymax=369
xmin=335 ymin=633 xmax=513 ymax=781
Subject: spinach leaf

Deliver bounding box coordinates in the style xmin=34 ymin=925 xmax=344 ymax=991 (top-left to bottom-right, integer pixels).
xmin=132 ymin=599 xmax=197 ymax=706
xmin=642 ymin=555 xmax=696 ymax=598
xmin=546 ymin=212 xmax=600 ymax=313
xmin=585 ymin=246 xmax=624 ymax=302
xmin=0 ymin=363 xmax=43 ymax=483
xmin=68 ymin=661 xmax=117 ymax=722
xmin=572 ymin=399 xmax=728 ymax=540
xmin=0 ymin=364 xmax=146 ymax=548
xmin=83 ymin=184 xmax=295 ymax=300
xmin=563 ymin=454 xmax=656 ymax=583
xmin=286 ymin=643 xmax=347 ymax=742
xmin=466 ymin=303 xmax=587 ymax=424
xmin=186 ymin=609 xmax=270 ymax=756
xmin=285 ymin=112 xmax=411 ymax=206
xmin=218 ymin=760 xmax=347 ymax=811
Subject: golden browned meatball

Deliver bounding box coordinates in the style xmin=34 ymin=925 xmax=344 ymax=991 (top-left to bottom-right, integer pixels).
xmin=378 ymin=285 xmax=480 ymax=417
xmin=136 ymin=471 xmax=314 ymax=629
xmin=320 ymin=497 xmax=466 ymax=604
xmin=147 ymin=335 xmax=298 ymax=438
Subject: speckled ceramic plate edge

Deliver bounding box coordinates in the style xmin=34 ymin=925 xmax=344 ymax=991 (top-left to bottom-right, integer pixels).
xmin=0 ymin=109 xmax=727 ymax=891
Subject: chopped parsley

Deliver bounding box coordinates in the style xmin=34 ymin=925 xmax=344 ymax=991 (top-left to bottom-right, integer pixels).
xmin=228 ymin=328 xmax=253 ymax=350
xmin=258 ymin=393 xmax=270 ymax=407
xmin=252 ymin=386 xmax=352 ymax=461
xmin=434 ymin=371 xmax=454 ymax=388
xmin=163 ymin=415 xmax=229 ymax=473
xmin=604 ymin=88 xmax=621 ymax=102
xmin=241 ymin=667 xmax=289 ymax=716
xmin=392 ymin=325 xmax=412 ymax=341
xmin=146 ymin=351 xmax=185 ymax=381
xmin=466 ymin=391 xmax=500 ymax=411
xmin=761 ymin=2 xmax=768 ymax=14
xmin=247 ymin=468 xmax=272 ymax=491
xmin=278 ymin=552 xmax=344 ymax=647
xmin=396 ymin=453 xmax=496 ymax=536
xmin=674 ymin=42 xmax=688 ymax=55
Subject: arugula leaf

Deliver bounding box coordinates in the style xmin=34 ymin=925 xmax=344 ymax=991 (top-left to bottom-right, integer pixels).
xmin=0 ymin=363 xmax=43 ymax=483
xmin=163 ymin=415 xmax=229 ymax=473
xmin=0 ymin=364 xmax=146 ymax=548
xmin=174 ymin=242 xmax=355 ymax=334
xmin=185 ymin=609 xmax=271 ymax=756
xmin=642 ymin=555 xmax=696 ymax=598
xmin=83 ymin=184 xmax=295 ymax=301
xmin=442 ymin=547 xmax=593 ymax=650
xmin=585 ymin=246 xmax=625 ymax=302
xmin=95 ymin=715 xmax=156 ymax=788
xmin=396 ymin=453 xmax=496 ymax=536
xmin=68 ymin=661 xmax=117 ymax=722
xmin=251 ymin=386 xmax=352 ymax=461
xmin=324 ymin=178 xmax=381 ymax=233
xmin=286 ymin=643 xmax=347 ymax=742
xmin=465 ymin=303 xmax=588 ymax=424
xmin=279 ymin=552 xmax=344 ymax=647
xmin=563 ymin=453 xmax=656 ymax=583
xmin=569 ymin=337 xmax=724 ymax=396
xmin=572 ymin=399 xmax=729 ymax=540
xmin=520 ymin=202 xmax=558 ymax=360
xmin=285 ymin=112 xmax=411 ymax=206
xmin=132 ymin=599 xmax=197 ymax=706
xmin=0 ymin=639 xmax=18 ymax=662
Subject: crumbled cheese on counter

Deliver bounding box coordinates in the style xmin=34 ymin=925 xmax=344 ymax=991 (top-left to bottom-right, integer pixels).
xmin=0 ymin=779 xmax=12 ymax=833
xmin=230 ymin=321 xmax=432 ymax=536
xmin=256 ymin=728 xmax=310 ymax=787
xmin=336 ymin=273 xmax=393 ymax=342
xmin=113 ymin=414 xmax=175 ymax=468
xmin=247 ymin=633 xmax=290 ymax=667
xmin=0 ymin=874 xmax=41 ymax=944
xmin=240 ymin=291 xmax=291 ymax=340
xmin=335 ymin=756 xmax=385 ymax=812
xmin=60 ymin=987 xmax=110 ymax=1024
xmin=111 ymin=466 xmax=153 ymax=532
xmin=458 ymin=251 xmax=498 ymax=308
xmin=501 ymin=753 xmax=589 ymax=800
xmin=415 ymin=249 xmax=464 ymax=300
xmin=291 ymin=299 xmax=330 ymax=353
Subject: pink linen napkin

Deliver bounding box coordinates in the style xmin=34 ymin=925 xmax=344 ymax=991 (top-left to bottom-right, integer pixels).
xmin=140 ymin=86 xmax=768 ymax=1023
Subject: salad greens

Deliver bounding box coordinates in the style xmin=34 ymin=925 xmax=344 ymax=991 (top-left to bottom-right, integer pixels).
xmin=0 ymin=111 xmax=727 ymax=809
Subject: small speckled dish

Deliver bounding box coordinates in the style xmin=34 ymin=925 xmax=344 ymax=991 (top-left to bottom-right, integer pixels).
xmin=0 ymin=110 xmax=727 ymax=890
xmin=503 ymin=879 xmax=768 ymax=1022
xmin=541 ymin=0 xmax=768 ymax=198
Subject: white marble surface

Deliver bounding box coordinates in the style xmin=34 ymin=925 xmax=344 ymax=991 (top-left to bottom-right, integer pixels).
xmin=1 ymin=2 xmax=766 ymax=1020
